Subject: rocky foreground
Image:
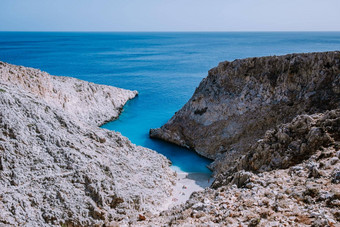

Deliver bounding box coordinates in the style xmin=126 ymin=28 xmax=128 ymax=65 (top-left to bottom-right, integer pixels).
xmin=0 ymin=62 xmax=176 ymax=226
xmin=147 ymin=109 xmax=340 ymax=226
xmin=148 ymin=51 xmax=340 ymax=226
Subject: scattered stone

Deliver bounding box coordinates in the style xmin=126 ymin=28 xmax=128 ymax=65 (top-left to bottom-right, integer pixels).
xmin=308 ymin=164 xmax=321 ymax=178
xmin=230 ymin=171 xmax=253 ymax=188
xmin=332 ymin=170 xmax=340 ymax=183
xmin=330 ymin=157 xmax=339 ymax=165
xmin=138 ymin=214 xmax=146 ymax=221
xmin=336 ymin=151 xmax=340 ymax=159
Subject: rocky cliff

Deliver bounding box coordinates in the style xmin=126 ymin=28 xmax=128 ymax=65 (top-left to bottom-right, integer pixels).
xmin=0 ymin=62 xmax=175 ymax=226
xmin=145 ymin=51 xmax=340 ymax=226
xmin=150 ymin=51 xmax=340 ymax=165
xmin=212 ymin=109 xmax=340 ymax=186
xmin=0 ymin=62 xmax=137 ymax=126
xmin=148 ymin=115 xmax=340 ymax=225
xmin=2 ymin=51 xmax=340 ymax=226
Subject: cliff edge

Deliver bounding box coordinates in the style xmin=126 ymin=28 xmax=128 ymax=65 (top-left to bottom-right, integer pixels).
xmin=150 ymin=51 xmax=340 ymax=164
xmin=0 ymin=62 xmax=138 ymax=126
xmin=0 ymin=62 xmax=175 ymax=226
xmin=146 ymin=51 xmax=340 ymax=226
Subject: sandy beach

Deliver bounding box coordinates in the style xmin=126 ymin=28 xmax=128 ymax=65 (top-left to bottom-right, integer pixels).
xmin=161 ymin=167 xmax=214 ymax=210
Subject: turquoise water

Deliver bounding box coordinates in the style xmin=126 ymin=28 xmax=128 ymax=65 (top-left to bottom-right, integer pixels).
xmin=1 ymin=32 xmax=340 ymax=174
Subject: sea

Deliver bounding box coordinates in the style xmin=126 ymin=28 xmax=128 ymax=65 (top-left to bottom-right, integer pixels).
xmin=1 ymin=32 xmax=340 ymax=174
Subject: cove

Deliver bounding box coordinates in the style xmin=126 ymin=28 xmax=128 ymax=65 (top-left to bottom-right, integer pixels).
xmin=101 ymin=95 xmax=213 ymax=174
xmin=1 ymin=32 xmax=340 ymax=174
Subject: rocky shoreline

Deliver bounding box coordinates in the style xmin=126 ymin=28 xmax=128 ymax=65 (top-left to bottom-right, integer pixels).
xmin=148 ymin=136 xmax=340 ymax=226
xmin=150 ymin=51 xmax=340 ymax=172
xmin=1 ymin=50 xmax=340 ymax=226
xmin=149 ymin=51 xmax=340 ymax=226
xmin=0 ymin=62 xmax=138 ymax=126
xmin=0 ymin=62 xmax=176 ymax=226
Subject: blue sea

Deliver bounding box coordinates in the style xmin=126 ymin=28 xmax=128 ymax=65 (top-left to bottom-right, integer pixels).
xmin=1 ymin=32 xmax=340 ymax=174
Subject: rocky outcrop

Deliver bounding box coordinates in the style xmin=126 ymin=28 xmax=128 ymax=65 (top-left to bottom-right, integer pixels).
xmin=145 ymin=51 xmax=340 ymax=226
xmin=147 ymin=144 xmax=340 ymax=226
xmin=150 ymin=51 xmax=340 ymax=162
xmin=0 ymin=61 xmax=137 ymax=126
xmin=212 ymin=108 xmax=340 ymax=187
xmin=145 ymin=109 xmax=340 ymax=226
xmin=3 ymin=52 xmax=340 ymax=226
xmin=0 ymin=62 xmax=175 ymax=226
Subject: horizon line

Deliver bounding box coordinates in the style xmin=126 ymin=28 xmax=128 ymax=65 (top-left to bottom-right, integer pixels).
xmin=1 ymin=30 xmax=340 ymax=33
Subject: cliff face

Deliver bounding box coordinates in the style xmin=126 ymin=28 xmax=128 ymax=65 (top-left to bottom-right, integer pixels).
xmin=145 ymin=51 xmax=340 ymax=226
xmin=150 ymin=51 xmax=340 ymax=162
xmin=0 ymin=62 xmax=175 ymax=226
xmin=212 ymin=109 xmax=340 ymax=186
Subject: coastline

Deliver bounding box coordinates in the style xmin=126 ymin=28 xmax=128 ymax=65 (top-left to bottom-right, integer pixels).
xmin=2 ymin=48 xmax=340 ymax=225
xmin=0 ymin=61 xmax=176 ymax=226
xmin=161 ymin=167 xmax=214 ymax=210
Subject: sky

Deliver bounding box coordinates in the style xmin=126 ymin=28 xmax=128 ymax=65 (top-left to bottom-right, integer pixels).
xmin=1 ymin=0 xmax=340 ymax=32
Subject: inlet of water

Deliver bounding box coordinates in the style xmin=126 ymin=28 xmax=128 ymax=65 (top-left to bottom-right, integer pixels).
xmin=2 ymin=32 xmax=339 ymax=175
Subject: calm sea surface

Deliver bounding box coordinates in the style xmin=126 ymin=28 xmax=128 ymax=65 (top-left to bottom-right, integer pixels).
xmin=1 ymin=32 xmax=340 ymax=174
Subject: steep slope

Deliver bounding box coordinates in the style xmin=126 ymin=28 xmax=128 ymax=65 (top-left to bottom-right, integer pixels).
xmin=150 ymin=51 xmax=340 ymax=162
xmin=0 ymin=63 xmax=175 ymax=226
xmin=0 ymin=61 xmax=137 ymax=126
xmin=212 ymin=109 xmax=340 ymax=186
xmin=146 ymin=109 xmax=340 ymax=226
xmin=145 ymin=51 xmax=340 ymax=226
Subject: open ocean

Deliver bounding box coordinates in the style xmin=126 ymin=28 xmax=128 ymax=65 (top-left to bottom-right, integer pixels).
xmin=1 ymin=32 xmax=340 ymax=174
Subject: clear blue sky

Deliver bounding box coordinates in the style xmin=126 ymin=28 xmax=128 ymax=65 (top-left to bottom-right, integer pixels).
xmin=1 ymin=0 xmax=340 ymax=31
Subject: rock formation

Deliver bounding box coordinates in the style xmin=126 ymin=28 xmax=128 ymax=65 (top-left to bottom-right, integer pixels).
xmin=0 ymin=62 xmax=175 ymax=226
xmin=147 ymin=131 xmax=340 ymax=226
xmin=147 ymin=106 xmax=340 ymax=226
xmin=2 ymin=50 xmax=340 ymax=226
xmin=150 ymin=51 xmax=340 ymax=163
xmin=0 ymin=61 xmax=137 ymax=126
xmin=145 ymin=51 xmax=340 ymax=226
xmin=212 ymin=108 xmax=340 ymax=187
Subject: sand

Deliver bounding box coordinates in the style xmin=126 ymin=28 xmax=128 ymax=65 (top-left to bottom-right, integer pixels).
xmin=161 ymin=167 xmax=214 ymax=210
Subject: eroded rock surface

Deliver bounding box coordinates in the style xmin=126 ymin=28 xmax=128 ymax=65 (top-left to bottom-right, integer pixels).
xmin=0 ymin=61 xmax=138 ymax=126
xmin=150 ymin=51 xmax=340 ymax=161
xmin=0 ymin=62 xmax=175 ymax=226
xmin=212 ymin=109 xmax=340 ymax=186
xmin=146 ymin=110 xmax=340 ymax=226
xmin=146 ymin=51 xmax=340 ymax=226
